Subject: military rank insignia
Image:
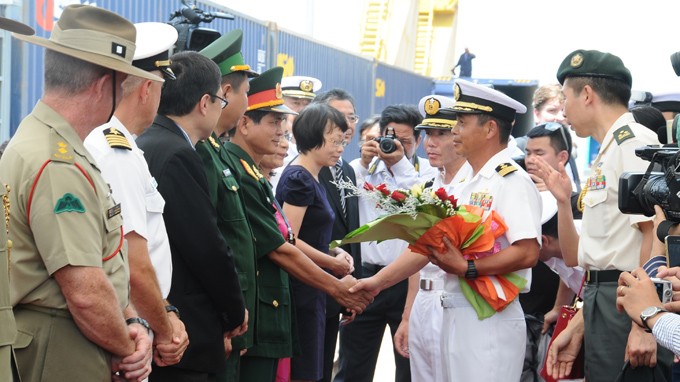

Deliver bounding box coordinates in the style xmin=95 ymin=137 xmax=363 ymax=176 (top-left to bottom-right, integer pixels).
xmin=54 ymin=193 xmax=85 ymax=214
xmin=495 ymin=163 xmax=517 ymax=177
xmin=613 ymin=125 xmax=635 ymax=145
xmin=103 ymin=127 xmax=132 ymax=150
xmin=240 ymin=159 xmax=263 ymax=181
xmin=53 ymin=141 xmax=73 ymax=162
xmin=208 ymin=136 xmax=221 ymax=149
xmin=470 ymin=191 xmax=493 ymax=211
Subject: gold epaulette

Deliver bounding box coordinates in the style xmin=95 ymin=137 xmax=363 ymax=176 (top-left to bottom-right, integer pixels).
xmin=495 ymin=163 xmax=517 ymax=177
xmin=103 ymin=127 xmax=132 ymax=150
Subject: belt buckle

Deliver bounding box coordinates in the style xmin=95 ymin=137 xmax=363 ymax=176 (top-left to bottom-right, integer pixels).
xmin=420 ymin=279 xmax=433 ymax=291
xmin=586 ymin=270 xmax=592 ymax=283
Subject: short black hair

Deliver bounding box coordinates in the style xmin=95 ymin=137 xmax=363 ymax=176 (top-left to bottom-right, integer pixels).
xmin=222 ymin=71 xmax=248 ymax=91
xmin=567 ymin=76 xmax=631 ymax=108
xmin=158 ymin=51 xmax=221 ymax=117
xmin=476 ymin=114 xmax=513 ymax=144
xmin=631 ymin=105 xmax=666 ymax=133
xmin=379 ymin=104 xmax=422 ymax=139
xmin=542 ymin=212 xmax=558 ymax=238
xmin=313 ymin=88 xmax=356 ymax=109
xmin=527 ymin=123 xmax=572 ymax=159
xmin=243 ymin=109 xmax=270 ymax=124
xmin=293 ymin=103 xmax=348 ymax=154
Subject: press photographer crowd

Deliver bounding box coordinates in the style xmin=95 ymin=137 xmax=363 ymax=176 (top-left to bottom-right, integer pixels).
xmin=6 ymin=3 xmax=680 ymax=382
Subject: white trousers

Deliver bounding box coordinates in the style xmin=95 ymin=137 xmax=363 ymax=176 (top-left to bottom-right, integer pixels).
xmin=441 ymin=294 xmax=525 ymax=381
xmin=408 ymin=288 xmax=445 ymax=382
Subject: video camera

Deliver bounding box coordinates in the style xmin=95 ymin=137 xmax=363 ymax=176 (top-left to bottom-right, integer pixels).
xmin=619 ymin=145 xmax=680 ymax=222
xmin=168 ymin=0 xmax=234 ymax=52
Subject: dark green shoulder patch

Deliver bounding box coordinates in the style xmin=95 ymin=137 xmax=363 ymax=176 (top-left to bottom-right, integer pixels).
xmin=495 ymin=163 xmax=517 ymax=177
xmin=613 ymin=125 xmax=635 ymax=145
xmin=54 ymin=193 xmax=85 ymax=214
xmin=103 ymin=127 xmax=132 ymax=150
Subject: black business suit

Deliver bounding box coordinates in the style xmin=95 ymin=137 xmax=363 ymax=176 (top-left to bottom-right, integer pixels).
xmin=318 ymin=160 xmax=361 ymax=382
xmin=138 ymin=114 xmax=245 ymax=379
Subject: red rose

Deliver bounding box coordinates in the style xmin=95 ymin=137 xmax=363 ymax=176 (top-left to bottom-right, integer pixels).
xmin=376 ymin=183 xmax=390 ymax=196
xmin=364 ymin=182 xmax=375 ymax=191
xmin=391 ymin=190 xmax=407 ymax=202
xmin=434 ymin=187 xmax=448 ymax=201
xmin=447 ymin=195 xmax=458 ymax=208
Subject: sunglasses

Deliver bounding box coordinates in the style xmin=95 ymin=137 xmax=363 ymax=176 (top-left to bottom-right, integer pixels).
xmin=543 ymin=122 xmax=570 ymax=153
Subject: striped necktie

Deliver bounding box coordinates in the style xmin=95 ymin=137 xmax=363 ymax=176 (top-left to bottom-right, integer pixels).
xmin=334 ymin=160 xmax=346 ymax=219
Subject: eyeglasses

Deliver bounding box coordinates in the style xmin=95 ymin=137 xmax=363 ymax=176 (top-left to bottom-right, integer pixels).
xmin=209 ymin=93 xmax=228 ymax=109
xmin=543 ymin=122 xmax=570 ymax=152
xmin=346 ymin=114 xmax=360 ymax=124
xmin=283 ymin=131 xmax=293 ymax=142
xmin=329 ymin=139 xmax=349 ymax=148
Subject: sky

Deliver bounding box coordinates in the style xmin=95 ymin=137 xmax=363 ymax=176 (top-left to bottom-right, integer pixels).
xmin=210 ymin=0 xmax=680 ymax=93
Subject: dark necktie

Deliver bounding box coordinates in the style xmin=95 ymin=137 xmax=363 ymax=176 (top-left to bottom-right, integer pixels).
xmin=335 ymin=160 xmax=346 ymax=219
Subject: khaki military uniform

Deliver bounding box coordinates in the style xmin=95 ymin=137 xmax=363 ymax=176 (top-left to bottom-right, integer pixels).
xmin=0 ymin=101 xmax=129 ymax=381
xmin=0 ymin=183 xmax=18 ymax=381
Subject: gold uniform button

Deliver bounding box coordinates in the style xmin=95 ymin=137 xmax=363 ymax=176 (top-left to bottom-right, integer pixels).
xmin=273 ymin=300 xmax=279 ymax=308
xmin=231 ymin=185 xmax=237 ymax=191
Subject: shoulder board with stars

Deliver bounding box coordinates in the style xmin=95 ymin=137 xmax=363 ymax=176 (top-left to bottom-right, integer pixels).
xmin=208 ymin=136 xmax=221 ymax=150
xmin=613 ymin=125 xmax=635 ymax=145
xmin=495 ymin=163 xmax=517 ymax=177
xmin=240 ymin=159 xmax=262 ymax=181
xmin=103 ymin=127 xmax=132 ymax=150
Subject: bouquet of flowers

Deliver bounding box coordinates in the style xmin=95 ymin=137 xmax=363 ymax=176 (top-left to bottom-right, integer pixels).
xmin=330 ymin=181 xmax=526 ymax=319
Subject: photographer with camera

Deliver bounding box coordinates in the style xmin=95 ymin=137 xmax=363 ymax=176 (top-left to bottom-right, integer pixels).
xmin=536 ymin=49 xmax=672 ymax=381
xmin=338 ymin=104 xmax=437 ymax=382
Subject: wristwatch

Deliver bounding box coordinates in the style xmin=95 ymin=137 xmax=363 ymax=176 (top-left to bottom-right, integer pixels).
xmin=640 ymin=306 xmax=669 ymax=333
xmin=126 ymin=317 xmax=151 ymax=334
xmin=464 ymin=260 xmax=478 ymax=279
xmin=165 ymin=304 xmax=180 ymax=319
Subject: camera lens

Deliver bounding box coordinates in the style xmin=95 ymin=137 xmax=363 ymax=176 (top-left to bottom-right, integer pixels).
xmin=379 ymin=137 xmax=397 ymax=154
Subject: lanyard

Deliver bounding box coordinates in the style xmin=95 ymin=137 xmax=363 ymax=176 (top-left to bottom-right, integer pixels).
xmin=272 ymin=197 xmax=296 ymax=245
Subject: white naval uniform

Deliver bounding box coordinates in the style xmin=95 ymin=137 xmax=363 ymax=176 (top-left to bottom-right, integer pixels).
xmin=409 ymin=163 xmax=470 ymax=382
xmin=352 ymin=155 xmax=438 ymax=267
xmin=440 ymin=148 xmax=541 ymax=381
xmin=84 ymin=117 xmax=173 ymax=297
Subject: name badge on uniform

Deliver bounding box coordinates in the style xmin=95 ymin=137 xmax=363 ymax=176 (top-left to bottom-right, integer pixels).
xmin=470 ymin=191 xmax=493 ymax=211
xmin=223 ymin=169 xmax=232 ymax=178
xmin=107 ymin=203 xmax=122 ymax=219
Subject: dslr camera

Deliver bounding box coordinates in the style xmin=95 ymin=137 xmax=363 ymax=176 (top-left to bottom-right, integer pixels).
xmin=619 ymin=146 xmax=680 ymax=222
xmin=374 ymin=126 xmax=398 ymax=154
xmin=651 ymin=277 xmax=673 ymax=304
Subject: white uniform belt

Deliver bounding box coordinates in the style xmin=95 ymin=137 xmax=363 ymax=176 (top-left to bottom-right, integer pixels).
xmin=419 ymin=278 xmax=445 ymax=291
xmin=440 ymin=292 xmax=471 ymax=308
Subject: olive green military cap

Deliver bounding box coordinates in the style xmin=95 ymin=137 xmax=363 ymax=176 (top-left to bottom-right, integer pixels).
xmin=247 ymin=67 xmax=297 ymax=114
xmin=200 ymin=29 xmax=258 ymax=77
xmin=556 ymin=49 xmax=632 ymax=87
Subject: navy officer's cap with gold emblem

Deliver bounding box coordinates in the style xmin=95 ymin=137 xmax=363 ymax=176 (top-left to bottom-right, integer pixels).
xmin=415 ymin=95 xmax=456 ymax=130
xmin=133 ymin=22 xmax=178 ymax=80
xmin=556 ymin=49 xmax=632 ymax=88
xmin=281 ymin=76 xmax=322 ymax=100
xmin=200 ymin=29 xmax=259 ymax=78
xmin=247 ymin=67 xmax=297 ymax=115
xmin=451 ymin=79 xmax=526 ymax=123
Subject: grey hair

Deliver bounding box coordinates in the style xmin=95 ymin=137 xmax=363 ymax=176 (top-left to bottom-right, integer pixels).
xmin=44 ymin=50 xmax=109 ymax=95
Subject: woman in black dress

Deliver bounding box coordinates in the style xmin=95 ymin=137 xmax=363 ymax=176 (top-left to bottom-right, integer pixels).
xmin=276 ymin=103 xmax=354 ymax=382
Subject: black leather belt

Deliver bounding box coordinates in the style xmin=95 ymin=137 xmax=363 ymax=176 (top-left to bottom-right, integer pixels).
xmin=362 ymin=262 xmax=385 ymax=274
xmin=586 ymin=269 xmax=622 ymax=284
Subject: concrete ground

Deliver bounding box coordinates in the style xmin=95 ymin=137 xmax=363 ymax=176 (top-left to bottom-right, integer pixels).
xmin=331 ymin=327 xmax=396 ymax=381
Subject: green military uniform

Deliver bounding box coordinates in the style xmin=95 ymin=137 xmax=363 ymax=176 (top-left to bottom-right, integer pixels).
xmin=0 ymin=184 xmax=18 ymax=381
xmin=0 ymin=101 xmax=129 ymax=381
xmin=222 ymin=142 xmax=297 ymax=374
xmin=199 ymin=28 xmax=260 ymax=381
xmin=196 ymin=133 xmax=257 ymax=348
